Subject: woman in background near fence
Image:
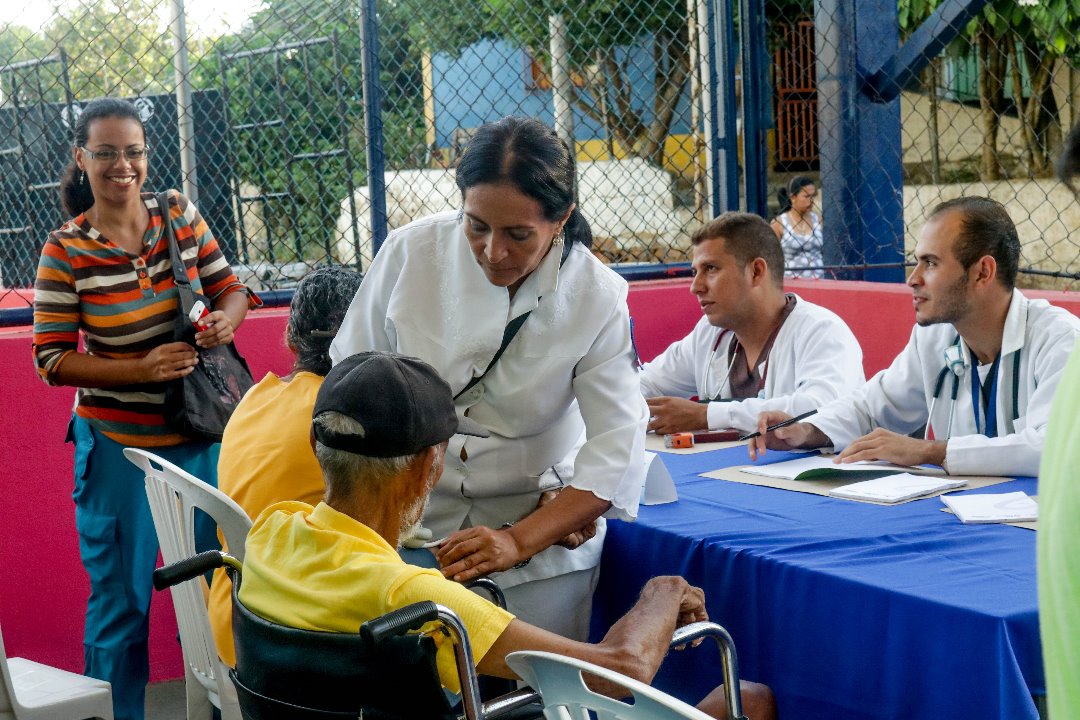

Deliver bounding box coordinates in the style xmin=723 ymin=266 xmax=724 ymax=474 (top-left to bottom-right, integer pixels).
xmin=31 ymin=97 xmax=257 ymax=720
xmin=771 ymin=175 xmax=824 ymax=278
xmin=330 ymin=116 xmax=648 ymax=640
xmin=208 ymin=264 xmax=362 ymax=668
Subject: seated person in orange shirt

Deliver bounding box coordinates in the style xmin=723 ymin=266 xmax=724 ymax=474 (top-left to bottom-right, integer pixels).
xmin=208 ymin=265 xmax=362 ymax=667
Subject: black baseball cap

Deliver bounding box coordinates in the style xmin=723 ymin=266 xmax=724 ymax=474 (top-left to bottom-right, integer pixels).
xmin=313 ymin=351 xmax=488 ymax=457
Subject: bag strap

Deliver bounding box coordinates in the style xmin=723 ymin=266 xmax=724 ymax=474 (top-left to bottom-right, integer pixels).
xmin=453 ymin=238 xmax=575 ymax=401
xmin=158 ymin=191 xmax=198 ymax=316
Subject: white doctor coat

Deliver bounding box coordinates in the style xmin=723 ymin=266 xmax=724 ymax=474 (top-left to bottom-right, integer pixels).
xmin=330 ymin=211 xmax=648 ymax=588
xmin=639 ymin=297 xmax=865 ymax=431
xmin=811 ymin=290 xmax=1080 ymax=477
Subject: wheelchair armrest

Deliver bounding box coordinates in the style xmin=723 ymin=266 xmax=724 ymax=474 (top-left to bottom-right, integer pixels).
xmin=668 ymin=621 xmax=746 ymax=720
xmin=466 ymin=577 xmax=507 ymax=609
xmin=153 ymin=550 xmax=240 ymax=590
xmin=359 ymin=601 xmax=440 ymax=645
xmin=481 ymin=687 xmax=542 ymax=719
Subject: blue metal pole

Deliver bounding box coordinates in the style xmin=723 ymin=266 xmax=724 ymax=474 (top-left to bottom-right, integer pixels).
xmin=358 ymin=0 xmax=388 ymax=257
xmin=712 ymin=0 xmax=740 ymax=212
xmin=867 ymin=0 xmax=991 ymax=102
xmin=816 ymin=0 xmax=904 ymax=282
xmin=703 ymin=0 xmax=721 ymax=215
xmin=739 ymin=0 xmax=770 ymax=216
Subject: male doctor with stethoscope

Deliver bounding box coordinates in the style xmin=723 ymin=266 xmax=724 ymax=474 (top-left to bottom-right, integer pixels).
xmin=642 ymin=212 xmax=865 ymax=435
xmin=751 ymin=196 xmax=1080 ymax=478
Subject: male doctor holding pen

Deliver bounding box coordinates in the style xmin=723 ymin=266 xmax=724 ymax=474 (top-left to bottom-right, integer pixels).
xmin=641 ymin=212 xmax=865 ymax=434
xmin=750 ymin=196 xmax=1080 ymax=478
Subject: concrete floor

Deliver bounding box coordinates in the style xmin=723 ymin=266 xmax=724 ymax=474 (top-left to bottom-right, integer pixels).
xmin=145 ymin=680 xmax=187 ymax=720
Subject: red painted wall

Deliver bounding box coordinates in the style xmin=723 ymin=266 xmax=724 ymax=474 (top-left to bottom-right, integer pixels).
xmin=1 ymin=280 xmax=1077 ymax=680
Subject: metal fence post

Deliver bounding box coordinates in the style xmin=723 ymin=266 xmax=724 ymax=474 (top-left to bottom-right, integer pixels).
xmin=711 ymin=0 xmax=739 ymax=213
xmin=739 ymin=0 xmax=770 ymax=216
xmin=170 ymin=0 xmax=199 ymax=203
xmin=817 ymin=0 xmax=905 ymax=282
xmin=359 ymin=0 xmax=388 ymax=256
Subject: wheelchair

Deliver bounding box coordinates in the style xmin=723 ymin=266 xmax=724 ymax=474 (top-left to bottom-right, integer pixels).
xmin=154 ymin=551 xmax=748 ymax=720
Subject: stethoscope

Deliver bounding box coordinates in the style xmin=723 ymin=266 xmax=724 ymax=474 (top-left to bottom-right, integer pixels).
xmin=702 ymin=328 xmax=773 ymax=401
xmin=926 ymin=335 xmax=1020 ymax=440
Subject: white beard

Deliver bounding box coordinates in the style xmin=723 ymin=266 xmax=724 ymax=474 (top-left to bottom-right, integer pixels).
xmin=398 ymin=493 xmax=427 ymax=546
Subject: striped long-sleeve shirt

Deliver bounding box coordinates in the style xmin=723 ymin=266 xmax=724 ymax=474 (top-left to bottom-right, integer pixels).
xmin=33 ymin=189 xmax=257 ymax=447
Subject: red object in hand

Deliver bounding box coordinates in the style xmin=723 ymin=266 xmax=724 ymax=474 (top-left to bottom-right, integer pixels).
xmin=188 ymin=300 xmax=211 ymax=331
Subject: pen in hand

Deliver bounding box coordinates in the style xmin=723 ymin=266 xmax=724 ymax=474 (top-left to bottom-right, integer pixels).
xmin=738 ymin=409 xmax=819 ymax=441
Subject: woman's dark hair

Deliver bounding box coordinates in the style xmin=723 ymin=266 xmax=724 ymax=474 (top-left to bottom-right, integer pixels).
xmin=455 ymin=116 xmax=592 ymax=249
xmin=287 ymin=265 xmax=364 ymax=376
xmin=776 ymin=175 xmax=815 ymax=214
xmin=59 ymin=98 xmax=145 ymax=217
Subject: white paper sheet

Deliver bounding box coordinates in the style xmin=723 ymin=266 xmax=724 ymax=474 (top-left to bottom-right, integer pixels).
xmin=828 ymin=473 xmax=967 ymax=504
xmin=940 ymin=492 xmax=1038 ymax=524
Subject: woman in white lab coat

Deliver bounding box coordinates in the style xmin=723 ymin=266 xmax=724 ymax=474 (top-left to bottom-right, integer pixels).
xmin=330 ymin=117 xmax=648 ymax=639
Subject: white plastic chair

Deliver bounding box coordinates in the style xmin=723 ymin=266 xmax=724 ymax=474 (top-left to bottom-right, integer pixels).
xmin=505 ymin=650 xmax=715 ymax=720
xmin=123 ymin=447 xmax=252 ymax=720
xmin=0 ymin=620 xmax=113 ymax=720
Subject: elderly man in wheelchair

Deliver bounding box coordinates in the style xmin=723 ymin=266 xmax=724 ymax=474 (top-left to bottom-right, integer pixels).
xmin=161 ymin=351 xmax=776 ymax=720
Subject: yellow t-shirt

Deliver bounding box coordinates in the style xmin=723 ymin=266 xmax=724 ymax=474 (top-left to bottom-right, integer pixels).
xmin=238 ymin=501 xmax=515 ymax=693
xmin=209 ymin=371 xmax=326 ymax=666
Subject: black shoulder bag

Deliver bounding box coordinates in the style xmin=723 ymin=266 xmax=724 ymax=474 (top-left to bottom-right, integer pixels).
xmin=159 ymin=192 xmax=254 ymax=442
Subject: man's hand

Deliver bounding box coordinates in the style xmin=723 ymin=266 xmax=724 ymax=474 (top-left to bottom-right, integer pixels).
xmin=537 ymin=489 xmax=597 ymax=548
xmin=434 ymin=526 xmax=525 ymax=582
xmin=195 ymin=310 xmax=236 ymax=348
xmin=646 ymin=396 xmax=708 ymax=435
xmin=639 ymin=576 xmax=708 ymax=649
xmin=747 ymin=410 xmax=830 ymax=461
xmin=837 ymin=428 xmax=947 ymax=467
xmin=140 ymin=342 xmax=198 ymax=382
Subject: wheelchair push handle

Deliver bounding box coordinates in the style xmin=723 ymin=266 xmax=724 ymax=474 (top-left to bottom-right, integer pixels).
xmin=153 ymin=550 xmax=227 ymax=590
xmin=360 ymin=600 xmax=440 ymax=645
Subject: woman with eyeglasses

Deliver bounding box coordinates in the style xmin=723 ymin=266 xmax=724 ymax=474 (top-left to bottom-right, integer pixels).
xmin=32 ymin=97 xmax=257 ymax=720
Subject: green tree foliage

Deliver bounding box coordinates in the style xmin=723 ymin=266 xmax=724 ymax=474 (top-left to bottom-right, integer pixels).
xmin=43 ymin=0 xmax=173 ymax=98
xmin=898 ymin=0 xmax=1080 ymax=179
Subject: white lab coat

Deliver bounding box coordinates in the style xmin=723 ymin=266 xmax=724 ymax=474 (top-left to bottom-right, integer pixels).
xmin=330 ymin=211 xmax=648 ymax=589
xmin=811 ymin=290 xmax=1080 ymax=477
xmin=639 ymin=297 xmax=866 ymax=431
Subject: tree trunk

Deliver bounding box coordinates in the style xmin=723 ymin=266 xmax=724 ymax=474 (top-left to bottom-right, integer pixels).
xmin=571 ymin=28 xmax=690 ymax=168
xmin=1007 ymin=33 xmax=1035 ymax=177
xmin=1021 ymin=40 xmax=1058 ymax=176
xmin=642 ymin=26 xmax=691 ymax=165
xmin=978 ymin=22 xmax=1005 ymax=181
xmin=928 ymin=58 xmax=941 ymax=184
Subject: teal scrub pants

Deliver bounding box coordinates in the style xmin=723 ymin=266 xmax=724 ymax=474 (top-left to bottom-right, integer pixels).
xmin=69 ymin=416 xmax=221 ymax=720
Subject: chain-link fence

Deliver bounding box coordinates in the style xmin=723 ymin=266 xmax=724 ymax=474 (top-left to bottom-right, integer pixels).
xmin=2 ymin=0 xmax=1080 ymax=323
xmin=777 ymin=2 xmax=1080 ymax=289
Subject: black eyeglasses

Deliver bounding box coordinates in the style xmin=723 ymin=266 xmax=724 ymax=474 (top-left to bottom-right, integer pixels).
xmin=80 ymin=147 xmax=150 ymax=162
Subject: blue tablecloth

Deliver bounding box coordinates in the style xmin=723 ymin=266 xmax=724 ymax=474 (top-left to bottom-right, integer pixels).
xmin=590 ymin=446 xmax=1042 ymax=720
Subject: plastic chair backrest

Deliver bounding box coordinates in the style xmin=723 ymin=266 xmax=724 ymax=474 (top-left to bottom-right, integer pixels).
xmin=123 ymin=447 xmax=252 ymax=718
xmin=229 ymin=575 xmax=454 ymax=720
xmin=505 ymin=651 xmax=715 ymax=720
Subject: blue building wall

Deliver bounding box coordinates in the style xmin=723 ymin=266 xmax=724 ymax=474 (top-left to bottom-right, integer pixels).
xmin=430 ymin=37 xmax=695 ymax=147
